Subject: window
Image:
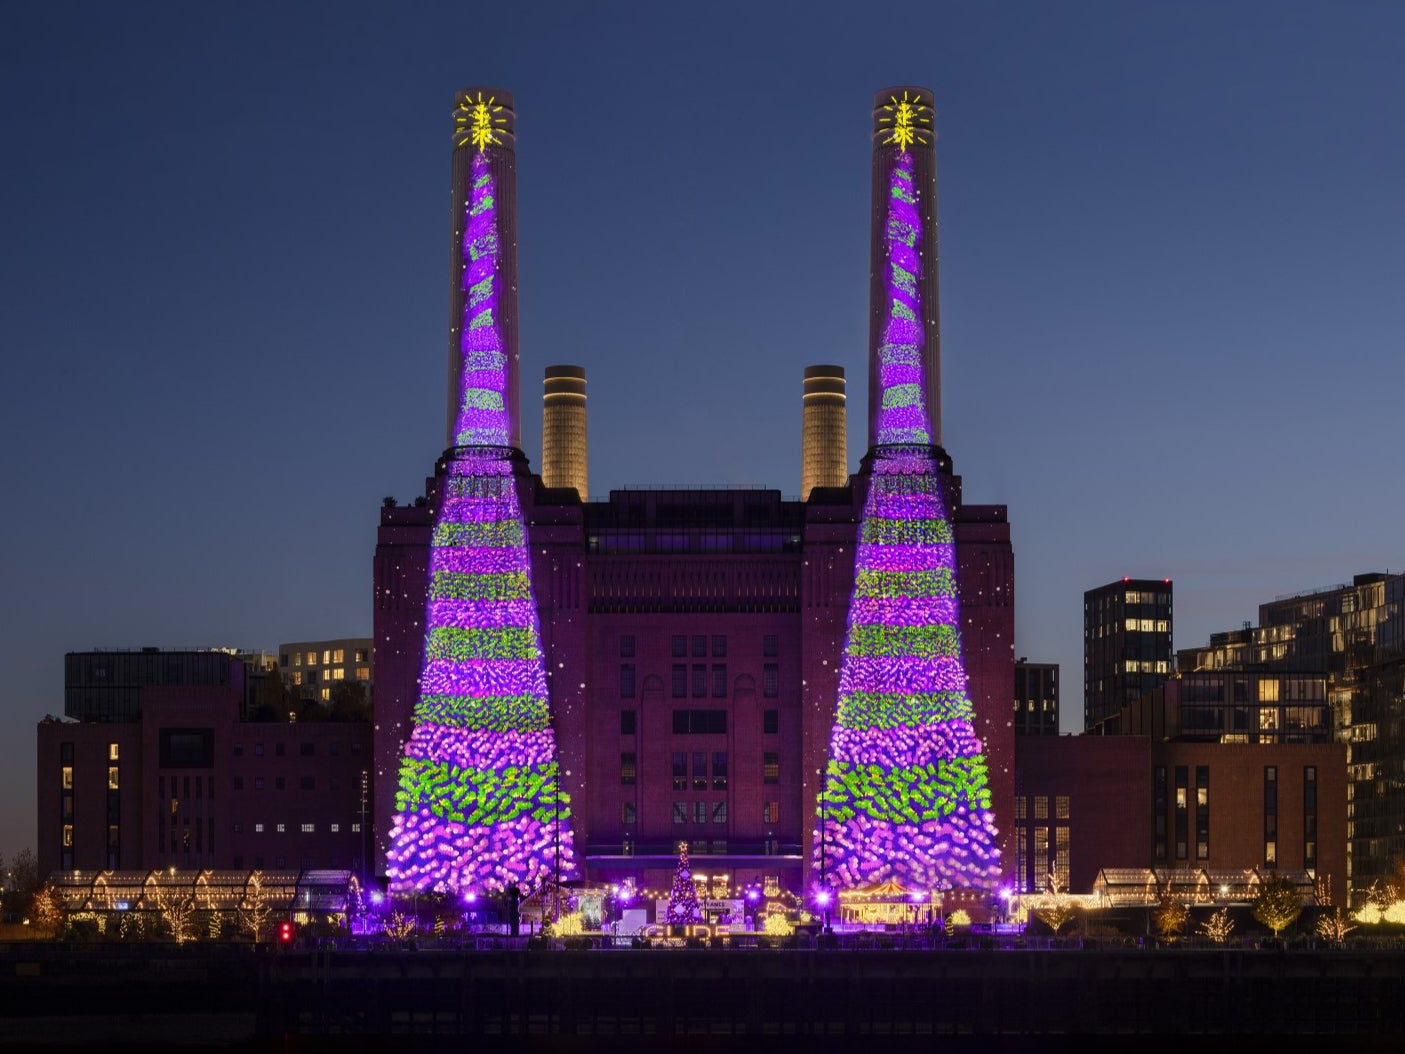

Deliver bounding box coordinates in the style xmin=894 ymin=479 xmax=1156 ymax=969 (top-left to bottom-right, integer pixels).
xmin=763 ymin=664 xmax=779 ymax=698
xmin=693 ymin=752 xmax=707 ymax=790
xmin=712 ymin=635 xmax=726 ymax=658
xmin=276 ymin=823 xmax=286 ymax=833
xmin=672 ymin=635 xmax=687 ymax=658
xmin=275 ymin=777 xmax=286 ymax=791
xmin=620 ymin=664 xmax=636 ymax=698
xmin=301 ymin=823 xmax=316 ymax=834
xmin=275 ymin=742 xmax=286 ymax=757
xmin=330 ymin=823 xmax=340 ymax=833
xmin=672 ymin=709 xmax=727 ymax=734
xmin=232 ymin=777 xmax=244 ymax=791
xmin=332 ymin=649 xmax=344 ymax=664
xmin=62 ymin=766 xmax=73 ymax=790
xmin=712 ymin=665 xmax=727 ymax=698
xmin=763 ymin=802 xmax=779 ymax=824
xmin=763 ymin=635 xmax=779 ymax=657
xmin=1175 ymin=766 xmax=1188 ymax=860
xmin=300 ymin=742 xmax=315 ymax=757
xmin=299 ymin=776 xmax=315 ymax=791
xmin=692 ymin=664 xmax=706 ymax=698
xmin=692 ymin=635 xmax=707 ymax=658
xmin=255 ymin=823 xmax=265 ymax=833
xmin=108 ymin=743 xmax=119 ymax=762
xmin=620 ymin=635 xmax=635 ymax=658
xmin=1195 ymin=766 xmax=1210 ymax=860
xmin=620 ymin=752 xmax=636 ymax=786
xmin=61 ymin=742 xmax=73 ymax=763
xmin=233 ymin=744 xmax=244 ymax=757
xmin=672 ymin=752 xmax=687 ymax=791
xmin=673 ymin=802 xmax=688 ymax=825
xmin=622 ymin=802 xmax=636 ymax=824
xmin=254 ymin=777 xmax=265 ymax=791
xmin=712 ymin=801 xmax=727 ymax=824
xmin=763 ymin=753 xmax=779 ymax=784
xmin=763 ymin=709 xmax=779 ymax=734
xmin=620 ymin=709 xmax=636 ymax=736
xmin=693 ymin=801 xmax=707 ymax=824
xmin=351 ymin=823 xmax=361 ymax=833
xmin=354 ymin=648 xmax=369 ymax=663
xmin=672 ymin=665 xmax=687 ymax=698
xmin=712 ymin=752 xmax=728 ymax=790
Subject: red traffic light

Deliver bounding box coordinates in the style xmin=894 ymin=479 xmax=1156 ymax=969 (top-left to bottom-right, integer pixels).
xmin=278 ymin=921 xmax=295 ymax=943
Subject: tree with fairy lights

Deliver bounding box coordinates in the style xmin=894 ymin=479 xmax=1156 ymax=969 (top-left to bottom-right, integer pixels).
xmin=666 ymin=842 xmax=702 ymax=926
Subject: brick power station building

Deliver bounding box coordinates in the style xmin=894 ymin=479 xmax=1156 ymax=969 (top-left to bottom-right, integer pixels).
xmin=371 ymin=87 xmax=1015 ymax=897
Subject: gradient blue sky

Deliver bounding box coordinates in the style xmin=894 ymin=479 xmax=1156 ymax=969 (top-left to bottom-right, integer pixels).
xmin=3 ymin=1 xmax=1402 ymax=860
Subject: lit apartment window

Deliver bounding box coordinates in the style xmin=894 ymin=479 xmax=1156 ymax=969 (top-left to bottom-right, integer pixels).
xmin=763 ymin=753 xmax=779 ymax=783
xmin=255 ymin=823 xmax=265 ymax=833
xmin=354 ymin=667 xmax=370 ymax=680
xmin=620 ymin=753 xmax=636 ymax=786
xmin=320 ymin=687 xmax=331 ymax=701
xmin=305 ymin=651 xmax=315 ymax=666
xmin=301 ymin=823 xmax=315 ymax=833
xmin=322 ymin=650 xmax=332 ymax=664
xmin=351 ymin=823 xmax=361 ymax=833
xmin=108 ymin=743 xmax=119 ymax=762
xmin=276 ymin=823 xmax=286 ymax=833
xmin=292 ymin=653 xmax=301 ymax=667
xmin=332 ymin=649 xmax=344 ymax=663
xmin=330 ymin=823 xmax=340 ymax=833
xmin=763 ymin=802 xmax=779 ymax=824
xmin=354 ymin=649 xmax=368 ymax=662
xmin=62 ymin=824 xmax=73 ymax=846
xmin=62 ymin=766 xmax=73 ymax=790
xmin=332 ymin=668 xmax=345 ymax=681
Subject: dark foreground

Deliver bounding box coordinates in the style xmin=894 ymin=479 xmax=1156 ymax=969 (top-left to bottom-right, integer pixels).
xmin=3 ymin=942 xmax=1404 ymax=1050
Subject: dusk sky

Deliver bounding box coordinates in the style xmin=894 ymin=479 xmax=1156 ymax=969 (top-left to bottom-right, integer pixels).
xmin=3 ymin=1 xmax=1403 ymax=861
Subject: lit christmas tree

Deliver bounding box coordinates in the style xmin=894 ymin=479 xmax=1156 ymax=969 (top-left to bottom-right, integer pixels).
xmin=386 ymin=118 xmax=576 ymax=895
xmin=814 ymin=140 xmax=1001 ymax=893
xmin=665 ymin=842 xmax=703 ymax=925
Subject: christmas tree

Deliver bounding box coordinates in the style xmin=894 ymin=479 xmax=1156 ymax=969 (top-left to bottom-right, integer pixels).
xmin=814 ymin=144 xmax=1001 ymax=893
xmin=665 ymin=841 xmax=702 ymax=925
xmin=385 ymin=138 xmax=576 ymax=895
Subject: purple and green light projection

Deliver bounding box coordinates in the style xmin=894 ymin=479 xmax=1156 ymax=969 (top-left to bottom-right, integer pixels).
xmin=814 ymin=144 xmax=1000 ymax=892
xmin=386 ymin=136 xmax=576 ymax=894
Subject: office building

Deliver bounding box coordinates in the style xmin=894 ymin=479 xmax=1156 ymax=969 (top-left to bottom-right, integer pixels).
xmin=1084 ymin=578 xmax=1173 ymax=729
xmin=1013 ymin=661 xmax=1059 ymax=736
xmin=1180 ymin=572 xmax=1405 ymax=902
xmin=277 ymin=638 xmax=372 ymax=702
xmin=37 ymin=649 xmax=372 ymax=874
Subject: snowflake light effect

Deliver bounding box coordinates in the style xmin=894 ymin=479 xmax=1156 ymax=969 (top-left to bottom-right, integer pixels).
xmin=387 ymin=141 xmax=576 ymax=895
xmin=814 ymin=142 xmax=1000 ymax=893
xmin=455 ymin=91 xmax=506 ymax=152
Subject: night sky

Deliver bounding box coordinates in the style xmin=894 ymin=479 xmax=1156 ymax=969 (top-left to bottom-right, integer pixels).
xmin=3 ymin=1 xmax=1403 ymax=861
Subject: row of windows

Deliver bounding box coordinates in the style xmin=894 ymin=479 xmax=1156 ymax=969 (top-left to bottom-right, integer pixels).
xmin=619 ymin=635 xmax=781 ymax=659
xmin=241 ymin=822 xmax=362 ymax=834
xmin=658 ymin=802 xmax=781 ymax=825
xmin=233 ymin=741 xmax=362 ymax=757
xmin=284 ymin=648 xmax=370 ymax=667
xmin=232 ymin=775 xmax=341 ymax=792
xmin=619 ymin=709 xmax=780 ymax=735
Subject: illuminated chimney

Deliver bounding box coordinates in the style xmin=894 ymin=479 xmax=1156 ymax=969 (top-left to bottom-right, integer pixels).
xmin=541 ymin=365 xmax=588 ymax=498
xmin=801 ymin=364 xmax=847 ymax=499
xmin=445 ymin=88 xmax=521 ymax=451
xmin=867 ymin=86 xmax=941 ymax=451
